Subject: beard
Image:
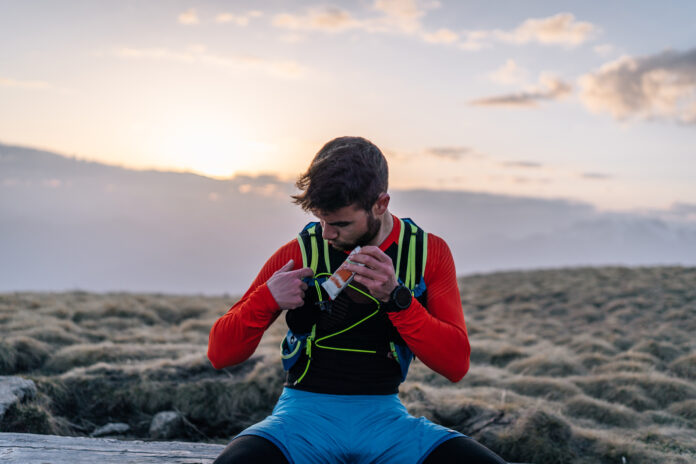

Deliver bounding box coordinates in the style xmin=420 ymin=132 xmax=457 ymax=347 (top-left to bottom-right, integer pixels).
xmin=331 ymin=212 xmax=381 ymax=252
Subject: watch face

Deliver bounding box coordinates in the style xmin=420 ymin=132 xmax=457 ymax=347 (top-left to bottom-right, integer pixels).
xmin=395 ymin=286 xmax=412 ymax=308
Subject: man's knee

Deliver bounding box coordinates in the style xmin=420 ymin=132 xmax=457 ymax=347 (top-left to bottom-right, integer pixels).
xmin=423 ymin=436 xmax=507 ymax=464
xmin=213 ymin=435 xmax=289 ymax=464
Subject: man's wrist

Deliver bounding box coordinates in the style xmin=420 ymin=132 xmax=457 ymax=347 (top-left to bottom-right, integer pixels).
xmin=382 ymin=284 xmax=412 ymax=313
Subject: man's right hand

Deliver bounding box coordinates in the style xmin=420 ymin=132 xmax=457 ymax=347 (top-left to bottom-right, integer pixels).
xmin=267 ymin=259 xmax=314 ymax=310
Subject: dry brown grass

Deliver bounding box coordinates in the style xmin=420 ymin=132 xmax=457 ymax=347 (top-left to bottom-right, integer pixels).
xmin=2 ymin=266 xmax=695 ymax=462
xmin=670 ymin=353 xmax=696 ymax=380
xmin=501 ymin=376 xmax=582 ymax=401
xmin=563 ymin=395 xmax=641 ymax=427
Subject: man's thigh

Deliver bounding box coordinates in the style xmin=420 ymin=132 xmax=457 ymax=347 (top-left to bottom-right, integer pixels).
xmin=213 ymin=435 xmax=289 ymax=464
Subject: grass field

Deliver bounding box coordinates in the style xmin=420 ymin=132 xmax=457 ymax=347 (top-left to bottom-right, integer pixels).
xmin=1 ymin=266 xmax=695 ymax=463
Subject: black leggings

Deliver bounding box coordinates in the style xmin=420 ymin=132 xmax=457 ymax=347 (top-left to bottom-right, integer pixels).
xmin=213 ymin=435 xmax=507 ymax=463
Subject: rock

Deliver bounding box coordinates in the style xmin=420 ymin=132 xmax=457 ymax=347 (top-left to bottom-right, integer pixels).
xmin=149 ymin=411 xmax=184 ymax=439
xmin=0 ymin=376 xmax=37 ymax=420
xmin=90 ymin=422 xmax=130 ymax=437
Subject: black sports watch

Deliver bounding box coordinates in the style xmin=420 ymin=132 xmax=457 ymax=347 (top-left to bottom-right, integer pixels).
xmin=383 ymin=284 xmax=412 ymax=313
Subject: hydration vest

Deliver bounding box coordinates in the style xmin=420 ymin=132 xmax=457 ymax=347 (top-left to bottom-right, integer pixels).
xmin=280 ymin=218 xmax=428 ymax=391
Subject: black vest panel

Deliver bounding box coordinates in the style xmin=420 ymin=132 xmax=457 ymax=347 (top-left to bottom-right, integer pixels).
xmin=285 ymin=224 xmax=427 ymax=395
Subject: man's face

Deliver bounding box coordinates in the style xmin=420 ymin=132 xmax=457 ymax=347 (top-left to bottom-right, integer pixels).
xmin=315 ymin=204 xmax=381 ymax=252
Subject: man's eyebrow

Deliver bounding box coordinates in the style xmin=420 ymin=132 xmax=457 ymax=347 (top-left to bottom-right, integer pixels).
xmin=327 ymin=221 xmax=351 ymax=227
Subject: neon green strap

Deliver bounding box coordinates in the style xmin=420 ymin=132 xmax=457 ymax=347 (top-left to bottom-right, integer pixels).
xmin=389 ymin=341 xmax=400 ymax=363
xmin=404 ymin=223 xmax=417 ymax=289
xmin=312 ymin=283 xmax=382 ymax=353
xmin=323 ymin=239 xmax=331 ymax=275
xmin=294 ymin=325 xmax=316 ymax=385
xmin=297 ymin=232 xmax=309 ymax=269
xmin=309 ymin=227 xmax=319 ymax=273
xmin=422 ymin=230 xmax=428 ymax=278
xmin=315 ymin=307 xmax=380 ymax=353
xmin=394 ymin=218 xmax=405 ymax=282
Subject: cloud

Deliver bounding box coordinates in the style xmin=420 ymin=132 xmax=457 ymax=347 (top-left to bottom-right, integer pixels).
xmin=371 ymin=0 xmax=430 ymax=35
xmin=272 ymin=1 xmax=460 ymax=47
xmin=647 ymin=202 xmax=696 ymax=223
xmin=115 ymin=46 xmax=306 ymax=79
xmin=459 ymin=13 xmax=596 ymax=51
xmin=512 ymin=176 xmax=551 ymax=184
xmin=0 ymin=77 xmax=50 ymax=89
xmin=273 ymin=6 xmax=361 ymax=32
xmin=424 ymin=146 xmax=477 ymax=160
xmin=578 ymin=48 xmax=696 ymax=124
xmin=668 ymin=202 xmax=696 ymax=221
xmin=216 ymin=10 xmax=263 ymax=26
xmin=178 ymin=8 xmax=199 ymax=25
xmin=422 ymin=28 xmax=458 ymax=44
xmin=497 ymin=13 xmax=597 ymax=46
xmin=503 ymin=161 xmax=542 ymax=168
xmin=270 ymin=5 xmax=595 ymax=52
xmin=471 ymin=73 xmax=572 ymax=107
xmin=582 ymin=172 xmax=612 ymax=180
xmin=489 ymin=59 xmax=529 ymax=85
xmin=671 ymin=202 xmax=696 ymax=215
xmin=456 ymin=30 xmax=492 ymax=51
xmin=231 ymin=173 xmax=294 ymax=198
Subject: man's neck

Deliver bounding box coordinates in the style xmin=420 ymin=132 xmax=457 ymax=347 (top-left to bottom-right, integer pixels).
xmin=369 ymin=211 xmax=394 ymax=247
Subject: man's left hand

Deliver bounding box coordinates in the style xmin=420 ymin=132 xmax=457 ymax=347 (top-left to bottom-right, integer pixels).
xmin=343 ymin=246 xmax=397 ymax=302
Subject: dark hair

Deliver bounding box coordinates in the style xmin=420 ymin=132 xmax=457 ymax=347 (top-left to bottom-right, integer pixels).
xmin=292 ymin=136 xmax=388 ymax=213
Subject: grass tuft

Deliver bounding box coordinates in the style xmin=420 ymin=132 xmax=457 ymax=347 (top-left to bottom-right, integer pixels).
xmin=669 ymin=353 xmax=696 ymax=380
xmin=564 ymin=395 xmax=641 ymax=427
xmin=0 ymin=336 xmax=50 ymax=373
xmin=507 ymin=351 xmax=584 ymax=377
xmin=668 ymin=399 xmax=696 ymax=426
xmin=502 ymin=376 xmax=582 ymax=401
xmin=575 ymin=373 xmax=696 ymax=409
xmin=492 ymin=409 xmax=577 ymax=464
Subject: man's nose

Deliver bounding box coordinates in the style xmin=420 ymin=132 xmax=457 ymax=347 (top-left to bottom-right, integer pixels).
xmin=322 ymin=224 xmax=338 ymax=240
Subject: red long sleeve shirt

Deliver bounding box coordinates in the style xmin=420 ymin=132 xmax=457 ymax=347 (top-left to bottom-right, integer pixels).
xmin=208 ymin=215 xmax=470 ymax=382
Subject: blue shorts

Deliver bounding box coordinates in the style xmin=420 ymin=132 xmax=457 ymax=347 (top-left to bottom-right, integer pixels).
xmin=235 ymin=388 xmax=463 ymax=464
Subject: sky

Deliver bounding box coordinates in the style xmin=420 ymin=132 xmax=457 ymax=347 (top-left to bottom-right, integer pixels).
xmin=1 ymin=0 xmax=695 ymax=213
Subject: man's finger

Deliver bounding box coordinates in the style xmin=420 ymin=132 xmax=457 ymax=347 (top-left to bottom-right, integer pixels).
xmin=277 ymin=259 xmax=295 ymax=273
xmin=290 ymin=266 xmax=314 ymax=279
xmin=350 ymin=253 xmax=382 ymax=269
xmin=346 ymin=263 xmax=381 ymax=281
xmin=356 ymin=246 xmax=390 ymax=263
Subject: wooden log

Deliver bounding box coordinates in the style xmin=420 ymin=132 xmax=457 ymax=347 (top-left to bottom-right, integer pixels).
xmin=0 ymin=432 xmax=225 ymax=463
xmin=0 ymin=432 xmax=530 ymax=463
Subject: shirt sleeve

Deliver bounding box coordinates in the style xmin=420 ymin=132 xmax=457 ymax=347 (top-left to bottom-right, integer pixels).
xmin=386 ymin=233 xmax=470 ymax=382
xmin=207 ymin=240 xmax=303 ymax=369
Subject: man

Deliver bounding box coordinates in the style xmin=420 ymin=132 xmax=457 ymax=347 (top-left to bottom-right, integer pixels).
xmin=208 ymin=137 xmax=506 ymax=463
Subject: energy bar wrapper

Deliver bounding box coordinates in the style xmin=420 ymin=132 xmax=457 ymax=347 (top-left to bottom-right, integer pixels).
xmin=321 ymin=246 xmax=362 ymax=300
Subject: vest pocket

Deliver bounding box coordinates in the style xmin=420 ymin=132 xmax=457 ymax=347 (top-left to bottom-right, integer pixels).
xmin=280 ymin=329 xmax=309 ymax=371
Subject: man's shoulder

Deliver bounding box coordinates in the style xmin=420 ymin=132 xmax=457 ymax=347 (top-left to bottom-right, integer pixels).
xmin=297 ymin=221 xmax=321 ymax=235
xmin=397 ymin=217 xmax=446 ymax=245
xmin=270 ymin=238 xmax=302 ymax=259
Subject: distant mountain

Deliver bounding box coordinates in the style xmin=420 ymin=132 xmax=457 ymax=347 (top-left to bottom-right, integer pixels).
xmin=2 ymin=143 xmax=695 ymax=294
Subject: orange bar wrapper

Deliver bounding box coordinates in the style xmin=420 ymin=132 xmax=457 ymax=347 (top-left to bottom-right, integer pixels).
xmin=321 ymin=246 xmax=363 ymax=300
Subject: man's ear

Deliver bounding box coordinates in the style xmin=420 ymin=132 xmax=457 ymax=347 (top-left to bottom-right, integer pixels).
xmin=373 ymin=192 xmax=390 ymax=215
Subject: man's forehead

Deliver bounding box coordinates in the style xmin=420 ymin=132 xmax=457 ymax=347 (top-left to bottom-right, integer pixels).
xmin=314 ymin=204 xmax=366 ymax=222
